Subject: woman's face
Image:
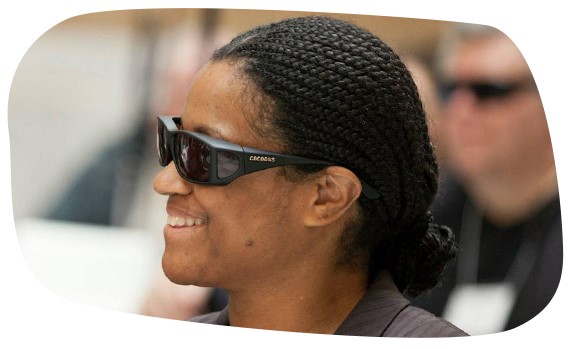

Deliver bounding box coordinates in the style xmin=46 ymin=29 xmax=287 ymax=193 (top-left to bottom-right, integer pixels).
xmin=153 ymin=61 xmax=316 ymax=290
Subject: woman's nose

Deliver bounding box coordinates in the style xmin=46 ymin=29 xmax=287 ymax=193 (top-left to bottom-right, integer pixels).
xmin=153 ymin=162 xmax=193 ymax=196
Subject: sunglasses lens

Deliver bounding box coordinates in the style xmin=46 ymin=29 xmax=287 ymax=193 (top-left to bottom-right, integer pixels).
xmin=439 ymin=83 xmax=456 ymax=102
xmin=472 ymin=83 xmax=514 ymax=100
xmin=157 ymin=121 xmax=171 ymax=166
xmin=174 ymin=134 xmax=211 ymax=183
xmin=217 ymin=151 xmax=240 ymax=178
xmin=440 ymin=80 xmax=528 ymax=102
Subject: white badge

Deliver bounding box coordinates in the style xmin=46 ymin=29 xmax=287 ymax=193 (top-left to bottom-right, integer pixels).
xmin=442 ymin=282 xmax=516 ymax=335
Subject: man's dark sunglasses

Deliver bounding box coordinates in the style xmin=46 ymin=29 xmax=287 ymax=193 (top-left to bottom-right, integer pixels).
xmin=439 ymin=78 xmax=536 ymax=102
xmin=157 ymin=116 xmax=380 ymax=200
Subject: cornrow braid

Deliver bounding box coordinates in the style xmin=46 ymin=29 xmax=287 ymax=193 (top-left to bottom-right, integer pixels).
xmin=211 ymin=16 xmax=456 ymax=297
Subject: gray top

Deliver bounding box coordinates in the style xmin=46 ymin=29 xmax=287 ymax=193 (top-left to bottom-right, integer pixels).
xmin=189 ymin=273 xmax=468 ymax=337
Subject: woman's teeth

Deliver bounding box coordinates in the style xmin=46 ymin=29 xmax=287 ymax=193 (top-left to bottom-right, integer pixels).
xmin=167 ymin=216 xmax=205 ymax=227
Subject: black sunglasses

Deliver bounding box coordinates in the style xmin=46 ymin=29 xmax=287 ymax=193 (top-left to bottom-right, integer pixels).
xmin=439 ymin=78 xmax=536 ymax=102
xmin=157 ymin=116 xmax=380 ymax=200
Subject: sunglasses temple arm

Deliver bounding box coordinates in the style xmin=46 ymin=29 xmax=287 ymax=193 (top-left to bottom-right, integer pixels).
xmin=360 ymin=180 xmax=380 ymax=200
xmin=242 ymin=149 xmax=328 ymax=174
xmin=242 ymin=148 xmax=380 ymax=200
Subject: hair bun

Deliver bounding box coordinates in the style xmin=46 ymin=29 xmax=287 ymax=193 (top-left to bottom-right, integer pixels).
xmin=410 ymin=212 xmax=434 ymax=238
xmin=407 ymin=212 xmax=457 ymax=297
xmin=395 ymin=211 xmax=457 ymax=297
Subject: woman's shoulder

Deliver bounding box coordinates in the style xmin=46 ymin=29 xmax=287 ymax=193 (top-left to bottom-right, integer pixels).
xmin=384 ymin=304 xmax=468 ymax=337
xmin=335 ymin=271 xmax=468 ymax=337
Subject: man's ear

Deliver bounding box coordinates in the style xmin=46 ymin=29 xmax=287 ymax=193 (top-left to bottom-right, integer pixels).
xmin=304 ymin=166 xmax=362 ymax=228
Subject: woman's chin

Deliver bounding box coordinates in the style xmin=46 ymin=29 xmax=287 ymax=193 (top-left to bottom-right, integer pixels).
xmin=161 ymin=254 xmax=202 ymax=286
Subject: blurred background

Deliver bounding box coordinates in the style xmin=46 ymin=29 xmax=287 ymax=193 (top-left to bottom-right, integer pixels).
xmin=8 ymin=8 xmax=561 ymax=336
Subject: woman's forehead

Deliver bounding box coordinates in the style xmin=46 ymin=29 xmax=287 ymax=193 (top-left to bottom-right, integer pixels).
xmin=181 ymin=61 xmax=270 ymax=149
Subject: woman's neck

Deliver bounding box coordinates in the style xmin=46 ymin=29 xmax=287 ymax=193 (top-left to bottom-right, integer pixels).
xmin=225 ymin=268 xmax=368 ymax=334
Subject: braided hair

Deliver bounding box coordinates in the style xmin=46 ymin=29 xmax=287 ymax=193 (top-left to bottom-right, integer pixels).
xmin=211 ymin=16 xmax=456 ymax=297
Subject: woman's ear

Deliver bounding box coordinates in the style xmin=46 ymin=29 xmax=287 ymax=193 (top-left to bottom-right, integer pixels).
xmin=303 ymin=166 xmax=362 ymax=227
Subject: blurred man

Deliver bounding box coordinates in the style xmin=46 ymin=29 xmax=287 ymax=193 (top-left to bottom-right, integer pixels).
xmin=412 ymin=23 xmax=562 ymax=335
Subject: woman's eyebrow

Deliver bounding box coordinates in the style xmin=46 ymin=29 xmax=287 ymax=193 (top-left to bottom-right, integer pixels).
xmin=193 ymin=124 xmax=227 ymax=140
xmin=181 ymin=118 xmax=234 ymax=142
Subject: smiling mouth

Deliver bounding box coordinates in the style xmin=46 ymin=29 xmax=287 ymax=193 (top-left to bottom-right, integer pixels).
xmin=167 ymin=216 xmax=206 ymax=228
